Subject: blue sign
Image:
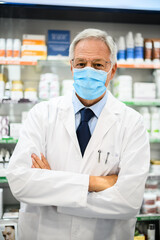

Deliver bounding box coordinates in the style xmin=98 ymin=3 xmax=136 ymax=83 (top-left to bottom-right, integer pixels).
xmin=47 ymin=30 xmax=70 ymax=57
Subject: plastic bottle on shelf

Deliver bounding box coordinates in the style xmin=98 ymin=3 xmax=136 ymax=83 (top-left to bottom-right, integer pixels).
xmin=151 ymin=107 xmax=160 ymax=139
xmin=24 ymin=88 xmax=37 ymax=101
xmin=4 ymin=81 xmax=11 ymax=99
xmin=0 ymin=74 xmax=6 ymax=100
xmin=117 ymin=36 xmax=126 ymax=62
xmin=13 ymin=39 xmax=21 ymax=59
xmin=113 ymin=75 xmax=132 ymax=100
xmin=0 ymin=188 xmax=3 ymax=218
xmin=144 ymin=40 xmax=152 ymax=63
xmin=126 ymin=32 xmax=134 ymax=62
xmin=134 ymin=33 xmax=144 ymax=63
xmin=153 ymin=70 xmax=160 ymax=98
xmin=0 ymin=38 xmax=5 ymax=59
xmin=153 ymin=40 xmax=160 ymax=64
xmin=139 ymin=107 xmax=151 ymax=135
xmin=147 ymin=224 xmax=155 ymax=240
xmin=6 ymin=38 xmax=13 ymax=59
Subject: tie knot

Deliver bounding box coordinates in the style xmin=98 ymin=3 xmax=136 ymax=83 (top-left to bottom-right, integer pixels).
xmin=80 ymin=108 xmax=94 ymax=123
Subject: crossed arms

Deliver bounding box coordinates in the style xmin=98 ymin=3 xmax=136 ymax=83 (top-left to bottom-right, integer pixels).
xmin=31 ymin=153 xmax=118 ymax=192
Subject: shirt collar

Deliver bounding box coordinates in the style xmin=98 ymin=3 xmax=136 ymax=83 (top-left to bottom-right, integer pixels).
xmin=72 ymin=90 xmax=108 ymax=118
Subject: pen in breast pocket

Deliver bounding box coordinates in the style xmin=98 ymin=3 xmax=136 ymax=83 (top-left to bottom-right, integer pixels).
xmin=98 ymin=150 xmax=101 ymax=163
xmin=105 ymin=152 xmax=110 ymax=164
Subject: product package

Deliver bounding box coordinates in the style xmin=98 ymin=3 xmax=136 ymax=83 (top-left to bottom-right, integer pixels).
xmin=47 ymin=30 xmax=70 ymax=59
xmin=134 ymin=82 xmax=156 ymax=99
xmin=22 ymin=34 xmax=47 ymax=61
xmin=0 ymin=221 xmax=18 ymax=240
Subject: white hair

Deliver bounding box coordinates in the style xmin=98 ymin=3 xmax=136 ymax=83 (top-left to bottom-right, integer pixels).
xmin=69 ymin=28 xmax=117 ymax=64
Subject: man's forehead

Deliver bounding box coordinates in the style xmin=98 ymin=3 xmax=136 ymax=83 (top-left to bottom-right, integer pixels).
xmin=74 ymin=39 xmax=110 ymax=59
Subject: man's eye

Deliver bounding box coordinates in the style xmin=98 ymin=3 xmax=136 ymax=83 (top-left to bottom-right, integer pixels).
xmin=76 ymin=63 xmax=85 ymax=68
xmin=94 ymin=63 xmax=104 ymax=68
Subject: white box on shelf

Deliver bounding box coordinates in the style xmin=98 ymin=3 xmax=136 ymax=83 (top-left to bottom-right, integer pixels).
xmin=10 ymin=123 xmax=22 ymax=139
xmin=134 ymin=82 xmax=156 ymax=99
xmin=0 ymin=189 xmax=3 ymax=218
xmin=113 ymin=75 xmax=133 ymax=100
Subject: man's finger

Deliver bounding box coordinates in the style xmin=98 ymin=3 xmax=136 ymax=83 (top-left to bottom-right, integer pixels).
xmin=41 ymin=153 xmax=51 ymax=170
xmin=41 ymin=153 xmax=47 ymax=164
xmin=32 ymin=158 xmax=41 ymax=168
xmin=32 ymin=153 xmax=45 ymax=169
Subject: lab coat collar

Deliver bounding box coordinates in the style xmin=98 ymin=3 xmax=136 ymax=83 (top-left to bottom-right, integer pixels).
xmin=58 ymin=91 xmax=125 ymax=157
xmin=59 ymin=91 xmax=123 ymax=113
xmin=58 ymin=93 xmax=80 ymax=153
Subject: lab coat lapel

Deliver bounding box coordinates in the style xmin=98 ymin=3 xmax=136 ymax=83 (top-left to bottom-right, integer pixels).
xmin=58 ymin=94 xmax=81 ymax=154
xmin=84 ymin=92 xmax=122 ymax=157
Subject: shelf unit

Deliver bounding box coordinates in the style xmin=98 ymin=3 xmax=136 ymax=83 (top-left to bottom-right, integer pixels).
xmin=0 ymin=59 xmax=37 ymax=65
xmin=0 ymin=138 xmax=18 ymax=144
xmin=137 ymin=214 xmax=160 ymax=221
xmin=117 ymin=62 xmax=160 ymax=69
xmin=1 ymin=59 xmax=160 ymax=68
xmin=122 ymin=99 xmax=160 ymax=106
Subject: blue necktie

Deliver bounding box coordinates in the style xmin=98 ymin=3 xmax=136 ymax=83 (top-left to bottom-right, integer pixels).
xmin=76 ymin=108 xmax=94 ymax=156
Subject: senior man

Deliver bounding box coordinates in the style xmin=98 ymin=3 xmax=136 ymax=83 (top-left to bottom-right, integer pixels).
xmin=7 ymin=28 xmax=150 ymax=240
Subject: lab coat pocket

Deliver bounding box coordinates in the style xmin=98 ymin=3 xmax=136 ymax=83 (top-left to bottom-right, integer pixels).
xmin=18 ymin=211 xmax=38 ymax=240
xmin=96 ymin=152 xmax=120 ymax=176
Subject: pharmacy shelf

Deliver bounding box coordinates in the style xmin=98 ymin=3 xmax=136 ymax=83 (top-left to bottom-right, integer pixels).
xmin=148 ymin=172 xmax=160 ymax=177
xmin=0 ymin=57 xmax=69 ymax=66
xmin=137 ymin=214 xmax=160 ymax=221
xmin=0 ymin=138 xmax=159 ymax=145
xmin=122 ymin=99 xmax=160 ymax=106
xmin=117 ymin=62 xmax=160 ymax=69
xmin=1 ymin=59 xmax=160 ymax=69
xmin=0 ymin=177 xmax=7 ymax=183
xmin=0 ymin=138 xmax=18 ymax=144
xmin=150 ymin=138 xmax=160 ymax=143
xmin=0 ymin=169 xmax=6 ymax=178
xmin=0 ymin=170 xmax=8 ymax=183
xmin=0 ymin=99 xmax=38 ymax=104
xmin=0 ymin=59 xmax=37 ymax=65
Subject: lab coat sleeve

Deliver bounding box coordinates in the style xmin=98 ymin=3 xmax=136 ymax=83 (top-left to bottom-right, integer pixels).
xmin=6 ymin=102 xmax=89 ymax=208
xmin=58 ymin=115 xmax=150 ymax=220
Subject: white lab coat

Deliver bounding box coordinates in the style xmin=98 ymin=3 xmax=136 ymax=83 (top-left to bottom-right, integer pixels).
xmin=6 ymin=91 xmax=150 ymax=240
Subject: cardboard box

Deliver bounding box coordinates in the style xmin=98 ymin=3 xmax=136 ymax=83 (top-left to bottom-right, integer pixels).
xmin=47 ymin=30 xmax=70 ymax=57
xmin=0 ymin=221 xmax=18 ymax=240
xmin=21 ymin=45 xmax=47 ymax=60
xmin=23 ymin=34 xmax=46 ymax=45
xmin=134 ymin=82 xmax=156 ymax=99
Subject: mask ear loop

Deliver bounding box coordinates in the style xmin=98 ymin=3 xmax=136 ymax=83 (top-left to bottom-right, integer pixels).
xmin=107 ymin=62 xmax=113 ymax=74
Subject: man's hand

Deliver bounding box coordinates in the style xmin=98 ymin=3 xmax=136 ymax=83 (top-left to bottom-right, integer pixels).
xmin=89 ymin=175 xmax=118 ymax=192
xmin=31 ymin=153 xmax=51 ymax=170
xmin=31 ymin=153 xmax=117 ymax=191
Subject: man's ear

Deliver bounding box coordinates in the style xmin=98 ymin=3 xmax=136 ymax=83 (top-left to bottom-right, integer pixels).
xmin=70 ymin=60 xmax=74 ymax=76
xmin=105 ymin=63 xmax=117 ymax=87
xmin=110 ymin=63 xmax=117 ymax=80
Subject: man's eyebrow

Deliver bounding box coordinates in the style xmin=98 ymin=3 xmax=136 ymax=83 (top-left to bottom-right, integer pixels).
xmin=74 ymin=58 xmax=106 ymax=61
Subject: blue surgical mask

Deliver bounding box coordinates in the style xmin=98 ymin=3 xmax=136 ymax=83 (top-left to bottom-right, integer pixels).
xmin=73 ymin=67 xmax=108 ymax=100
